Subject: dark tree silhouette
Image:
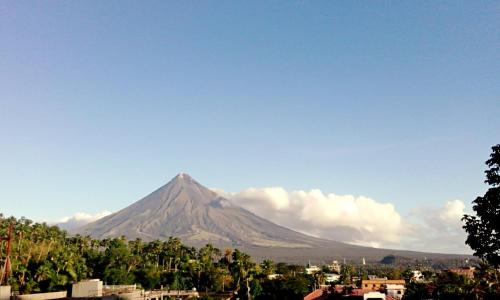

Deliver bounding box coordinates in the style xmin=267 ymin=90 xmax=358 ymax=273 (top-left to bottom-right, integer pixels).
xmin=463 ymin=144 xmax=500 ymax=267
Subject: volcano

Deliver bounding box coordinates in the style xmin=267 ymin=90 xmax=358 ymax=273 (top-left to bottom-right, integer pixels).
xmin=76 ymin=173 xmax=468 ymax=263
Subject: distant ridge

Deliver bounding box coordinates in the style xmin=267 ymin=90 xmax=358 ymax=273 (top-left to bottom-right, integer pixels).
xmin=75 ymin=173 xmax=470 ymax=263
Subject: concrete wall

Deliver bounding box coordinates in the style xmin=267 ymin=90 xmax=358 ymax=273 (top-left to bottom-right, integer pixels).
xmin=15 ymin=291 xmax=67 ymax=300
xmin=0 ymin=286 xmax=11 ymax=300
xmin=72 ymin=279 xmax=103 ymax=297
xmin=116 ymin=291 xmax=143 ymax=300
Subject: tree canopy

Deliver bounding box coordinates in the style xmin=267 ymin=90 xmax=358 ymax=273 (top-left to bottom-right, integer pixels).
xmin=463 ymin=144 xmax=500 ymax=267
xmin=0 ymin=214 xmax=317 ymax=299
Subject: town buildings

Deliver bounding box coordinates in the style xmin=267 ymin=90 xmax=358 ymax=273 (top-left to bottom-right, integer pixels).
xmin=361 ymin=279 xmax=406 ymax=290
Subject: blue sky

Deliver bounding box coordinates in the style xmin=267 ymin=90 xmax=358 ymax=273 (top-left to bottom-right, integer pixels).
xmin=1 ymin=0 xmax=499 ymax=233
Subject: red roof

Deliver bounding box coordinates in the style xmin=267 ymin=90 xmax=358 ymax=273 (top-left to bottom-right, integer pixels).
xmin=349 ymin=289 xmax=375 ymax=295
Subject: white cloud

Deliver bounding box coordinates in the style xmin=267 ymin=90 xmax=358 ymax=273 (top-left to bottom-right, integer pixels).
xmin=54 ymin=211 xmax=111 ymax=231
xmin=405 ymin=200 xmax=470 ymax=254
xmin=217 ymin=187 xmax=472 ymax=254
xmin=218 ymin=187 xmax=405 ymax=247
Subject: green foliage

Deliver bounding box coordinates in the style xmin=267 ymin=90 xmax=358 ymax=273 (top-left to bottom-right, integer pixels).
xmin=463 ymin=144 xmax=500 ymax=267
xmin=0 ymin=215 xmax=249 ymax=294
xmin=5 ymin=214 xmax=497 ymax=300
xmin=229 ymin=249 xmax=254 ymax=288
xmin=404 ymin=281 xmax=434 ymax=300
xmin=0 ymin=215 xmax=320 ymax=298
xmin=404 ymin=268 xmax=500 ymax=300
xmin=340 ymin=264 xmax=353 ymax=285
xmin=260 ymin=259 xmax=275 ymax=276
xmin=254 ymin=274 xmax=312 ymax=300
xmin=435 ymin=271 xmax=472 ymax=300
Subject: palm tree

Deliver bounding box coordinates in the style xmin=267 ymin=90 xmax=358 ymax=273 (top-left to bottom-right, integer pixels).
xmin=260 ymin=259 xmax=275 ymax=276
xmin=230 ymin=249 xmax=254 ymax=289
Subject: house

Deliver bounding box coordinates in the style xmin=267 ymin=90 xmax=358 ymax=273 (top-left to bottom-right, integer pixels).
xmin=305 ymin=262 xmax=321 ymax=275
xmin=385 ymin=284 xmax=405 ymax=300
xmin=331 ymin=260 xmax=341 ymax=273
xmin=325 ymin=273 xmax=341 ymax=283
xmin=363 ymin=291 xmax=386 ymax=300
xmin=410 ymin=270 xmax=424 ymax=282
xmin=446 ymin=267 xmax=475 ymax=279
xmin=361 ymin=279 xmax=405 ymax=290
xmin=344 ymin=289 xmax=386 ymax=300
xmin=303 ymin=288 xmax=328 ymax=300
xmin=267 ymin=274 xmax=282 ymax=280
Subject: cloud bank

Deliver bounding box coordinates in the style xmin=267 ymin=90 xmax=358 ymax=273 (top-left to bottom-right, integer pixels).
xmin=406 ymin=200 xmax=470 ymax=254
xmin=55 ymin=211 xmax=111 ymax=231
xmin=215 ymin=188 xmax=471 ymax=254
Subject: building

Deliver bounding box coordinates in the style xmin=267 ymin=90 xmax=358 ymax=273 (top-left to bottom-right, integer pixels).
xmin=446 ymin=267 xmax=475 ymax=279
xmin=344 ymin=289 xmax=392 ymax=300
xmin=305 ymin=262 xmax=321 ymax=275
xmin=331 ymin=260 xmax=341 ymax=273
xmin=385 ymin=284 xmax=405 ymax=300
xmin=303 ymin=288 xmax=328 ymax=300
xmin=361 ymin=279 xmax=405 ymax=290
xmin=267 ymin=274 xmax=281 ymax=280
xmin=325 ymin=273 xmax=341 ymax=283
xmin=363 ymin=291 xmax=386 ymax=300
xmin=410 ymin=270 xmax=424 ymax=282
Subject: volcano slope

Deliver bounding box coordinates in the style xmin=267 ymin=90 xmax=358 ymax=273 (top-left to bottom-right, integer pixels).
xmin=76 ymin=173 xmax=469 ymax=263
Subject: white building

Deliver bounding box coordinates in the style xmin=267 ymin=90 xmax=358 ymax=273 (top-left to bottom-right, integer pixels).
xmin=305 ymin=261 xmax=320 ymax=275
xmin=411 ymin=270 xmax=424 ymax=282
xmin=325 ymin=273 xmax=341 ymax=283
xmin=267 ymin=274 xmax=281 ymax=280
xmin=331 ymin=260 xmax=341 ymax=273
xmin=386 ymin=284 xmax=406 ymax=299
xmin=363 ymin=291 xmax=386 ymax=300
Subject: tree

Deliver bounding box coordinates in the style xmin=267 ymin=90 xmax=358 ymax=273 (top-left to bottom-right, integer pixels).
xmin=229 ymin=249 xmax=254 ymax=288
xmin=260 ymin=259 xmax=275 ymax=276
xmin=340 ymin=264 xmax=353 ymax=285
xmin=463 ymin=144 xmax=500 ymax=267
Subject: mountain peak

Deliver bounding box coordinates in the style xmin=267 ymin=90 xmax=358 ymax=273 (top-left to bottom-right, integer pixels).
xmin=176 ymin=172 xmax=190 ymax=179
xmin=170 ymin=172 xmax=195 ymax=185
xmin=160 ymin=173 xmax=215 ymax=205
